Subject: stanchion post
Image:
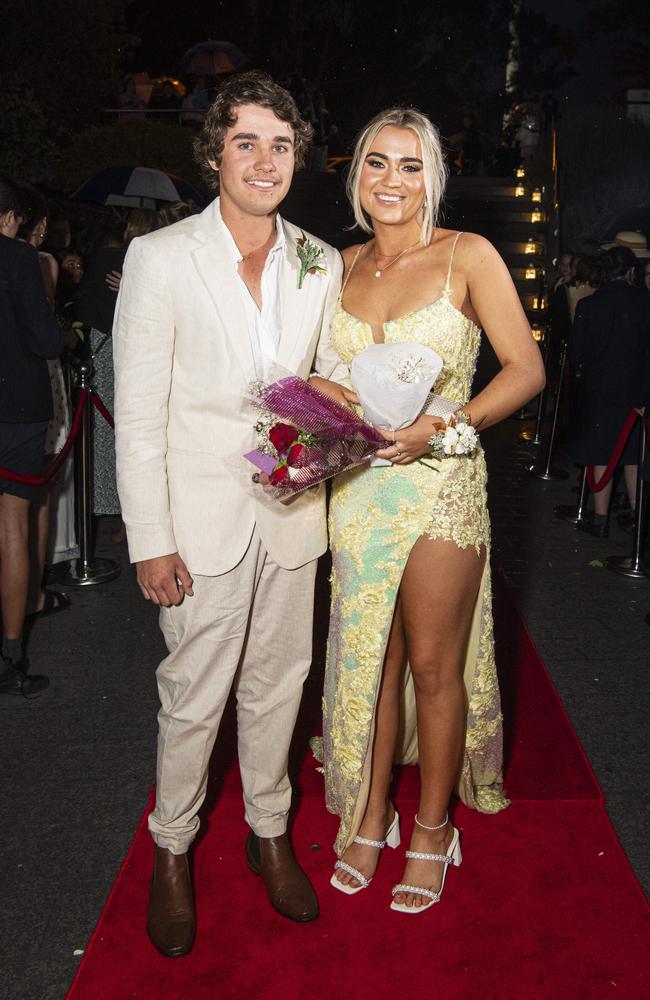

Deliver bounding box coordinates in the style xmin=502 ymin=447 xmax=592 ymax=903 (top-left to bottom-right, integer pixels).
xmin=57 ymin=363 xmax=121 ymax=587
xmin=554 ymin=465 xmax=592 ymax=525
xmin=529 ymin=340 xmax=568 ymax=480
xmin=606 ymin=417 xmax=648 ymax=580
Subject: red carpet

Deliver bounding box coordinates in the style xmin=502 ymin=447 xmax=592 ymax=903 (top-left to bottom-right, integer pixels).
xmin=67 ymin=579 xmax=650 ymax=1000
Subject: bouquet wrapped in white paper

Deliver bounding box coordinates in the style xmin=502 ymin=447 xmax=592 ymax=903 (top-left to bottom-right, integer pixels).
xmin=351 ymin=343 xmax=458 ymax=464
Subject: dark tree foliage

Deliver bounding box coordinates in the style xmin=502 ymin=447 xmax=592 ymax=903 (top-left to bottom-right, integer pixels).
xmin=0 ymin=0 xmax=134 ymax=129
xmin=514 ymin=7 xmax=576 ymax=97
xmin=128 ymin=0 xmax=571 ymax=144
xmin=579 ymin=0 xmax=650 ymax=90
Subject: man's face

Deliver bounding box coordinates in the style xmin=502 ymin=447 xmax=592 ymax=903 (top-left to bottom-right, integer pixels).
xmin=211 ymin=103 xmax=295 ymax=219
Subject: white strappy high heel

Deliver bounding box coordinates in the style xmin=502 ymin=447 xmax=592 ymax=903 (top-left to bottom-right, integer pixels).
xmin=390 ymin=813 xmax=462 ymax=914
xmin=331 ymin=811 xmax=401 ymax=895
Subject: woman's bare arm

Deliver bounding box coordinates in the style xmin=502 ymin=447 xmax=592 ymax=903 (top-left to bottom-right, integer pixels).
xmin=458 ymin=233 xmax=545 ymax=430
xmin=375 ymin=233 xmax=545 ymax=463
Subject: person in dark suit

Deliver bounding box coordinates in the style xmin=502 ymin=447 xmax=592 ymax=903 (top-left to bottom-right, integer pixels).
xmin=0 ymin=177 xmax=63 ymax=696
xmin=568 ymin=246 xmax=650 ymax=538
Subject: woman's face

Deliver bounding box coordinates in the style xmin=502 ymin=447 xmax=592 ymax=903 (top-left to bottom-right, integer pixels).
xmin=359 ymin=126 xmax=425 ymax=230
xmin=644 ymin=262 xmax=650 ymax=292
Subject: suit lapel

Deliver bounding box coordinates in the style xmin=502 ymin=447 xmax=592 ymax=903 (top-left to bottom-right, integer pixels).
xmin=276 ymin=220 xmax=318 ymax=371
xmin=190 ymin=207 xmax=255 ymax=377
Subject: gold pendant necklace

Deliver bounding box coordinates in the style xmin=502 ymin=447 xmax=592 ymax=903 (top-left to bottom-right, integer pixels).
xmin=373 ymin=238 xmax=421 ymax=278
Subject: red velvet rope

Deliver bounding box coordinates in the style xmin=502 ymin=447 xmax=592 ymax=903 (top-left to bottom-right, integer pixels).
xmin=586 ymin=410 xmax=640 ymax=493
xmin=91 ymin=392 xmax=115 ymax=428
xmin=0 ymin=388 xmax=115 ymax=487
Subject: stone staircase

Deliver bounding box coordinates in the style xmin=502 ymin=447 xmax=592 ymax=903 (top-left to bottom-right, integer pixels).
xmin=444 ymin=174 xmax=548 ymax=333
xmin=283 ymin=169 xmax=550 ymax=340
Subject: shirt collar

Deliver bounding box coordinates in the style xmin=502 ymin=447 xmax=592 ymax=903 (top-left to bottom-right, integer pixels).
xmin=214 ymin=196 xmax=285 ymax=266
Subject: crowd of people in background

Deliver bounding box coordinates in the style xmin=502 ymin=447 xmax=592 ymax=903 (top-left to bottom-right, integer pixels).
xmin=115 ymin=69 xmax=344 ymax=165
xmin=546 ymin=235 xmax=650 ymax=540
xmin=0 ymin=175 xmax=200 ymax=696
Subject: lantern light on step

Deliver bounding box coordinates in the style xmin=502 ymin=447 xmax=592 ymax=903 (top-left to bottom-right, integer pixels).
xmin=531 ymin=324 xmax=543 ymax=342
xmin=525 ymin=267 xmax=537 ymax=280
xmin=532 ymin=188 xmax=542 ymax=203
xmin=515 ymin=184 xmax=525 ymax=198
xmin=531 ymin=210 xmax=542 ymax=223
xmin=515 ymin=165 xmax=525 ymax=178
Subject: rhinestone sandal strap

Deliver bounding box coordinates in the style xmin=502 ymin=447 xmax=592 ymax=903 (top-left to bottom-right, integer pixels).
xmin=353 ymin=835 xmax=386 ymax=849
xmin=391 ymin=883 xmax=440 ymax=901
xmin=334 ymin=860 xmax=370 ymax=887
xmin=405 ymin=850 xmax=455 ymax=864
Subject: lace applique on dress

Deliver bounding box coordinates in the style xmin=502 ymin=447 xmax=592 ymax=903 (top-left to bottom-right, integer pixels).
xmin=323 ymin=236 xmax=508 ymax=855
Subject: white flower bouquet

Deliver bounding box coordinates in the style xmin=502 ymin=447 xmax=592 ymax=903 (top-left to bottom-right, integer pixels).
xmin=350 ymin=343 xmax=460 ymax=465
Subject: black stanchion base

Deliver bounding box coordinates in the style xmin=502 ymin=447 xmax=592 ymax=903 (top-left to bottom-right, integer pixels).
xmin=554 ymin=504 xmax=592 ymax=526
xmin=529 ymin=464 xmax=569 ymax=481
xmin=512 ymin=408 xmax=530 ymax=421
xmin=57 ymin=557 xmax=121 ymax=587
xmin=605 ymin=555 xmax=649 ymax=581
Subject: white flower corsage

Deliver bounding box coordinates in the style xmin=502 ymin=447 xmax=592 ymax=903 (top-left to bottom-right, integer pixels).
xmin=428 ymin=412 xmax=478 ymax=458
xmin=296 ymin=232 xmax=327 ymax=289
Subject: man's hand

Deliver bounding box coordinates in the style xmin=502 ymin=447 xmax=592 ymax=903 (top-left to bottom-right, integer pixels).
xmin=309 ymin=375 xmax=359 ymax=409
xmin=136 ymin=552 xmax=194 ymax=607
xmin=105 ymin=269 xmax=123 ymax=293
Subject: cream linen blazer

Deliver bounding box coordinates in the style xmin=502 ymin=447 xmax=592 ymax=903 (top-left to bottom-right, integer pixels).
xmin=113 ymin=200 xmax=347 ymax=575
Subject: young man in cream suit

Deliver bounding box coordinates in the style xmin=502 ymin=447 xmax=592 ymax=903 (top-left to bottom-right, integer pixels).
xmin=113 ymin=72 xmax=352 ymax=956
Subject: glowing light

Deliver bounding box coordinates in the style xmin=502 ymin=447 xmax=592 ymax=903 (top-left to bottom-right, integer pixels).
xmin=531 ymin=210 xmax=542 ymax=223
xmin=515 ymin=184 xmax=525 ymax=198
xmin=525 ymin=267 xmax=537 ymax=280
xmin=516 ymin=165 xmax=525 ymax=178
xmin=532 ymin=188 xmax=542 ymax=203
xmin=524 ymin=241 xmax=537 ymax=255
xmin=531 ymin=324 xmax=543 ymax=342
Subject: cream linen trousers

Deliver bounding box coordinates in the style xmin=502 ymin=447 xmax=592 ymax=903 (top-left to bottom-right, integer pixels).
xmin=148 ymin=527 xmax=317 ymax=854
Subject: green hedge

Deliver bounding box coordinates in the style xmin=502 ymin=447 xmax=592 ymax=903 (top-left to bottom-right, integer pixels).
xmin=54 ymin=121 xmax=207 ymax=196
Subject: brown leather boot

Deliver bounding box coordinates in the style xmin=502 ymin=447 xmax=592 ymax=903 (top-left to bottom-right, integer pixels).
xmin=147 ymin=846 xmax=195 ymax=957
xmin=246 ymin=831 xmax=319 ymax=922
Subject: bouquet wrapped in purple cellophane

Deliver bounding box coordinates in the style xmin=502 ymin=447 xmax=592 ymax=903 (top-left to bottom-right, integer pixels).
xmin=245 ymin=375 xmax=386 ymax=498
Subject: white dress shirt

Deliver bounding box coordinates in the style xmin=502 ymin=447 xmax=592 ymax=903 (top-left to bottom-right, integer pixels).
xmin=216 ymin=198 xmax=284 ymax=367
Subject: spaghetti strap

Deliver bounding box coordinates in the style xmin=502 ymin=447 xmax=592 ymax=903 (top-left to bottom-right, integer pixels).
xmin=445 ymin=231 xmax=463 ymax=292
xmin=339 ymin=244 xmax=365 ymax=300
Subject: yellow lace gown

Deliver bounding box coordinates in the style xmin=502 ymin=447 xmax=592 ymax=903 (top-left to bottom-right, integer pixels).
xmin=322 ymin=235 xmax=508 ymax=856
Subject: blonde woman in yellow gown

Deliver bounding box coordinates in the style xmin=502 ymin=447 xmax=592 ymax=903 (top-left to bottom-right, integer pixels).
xmin=310 ymin=108 xmax=545 ymax=913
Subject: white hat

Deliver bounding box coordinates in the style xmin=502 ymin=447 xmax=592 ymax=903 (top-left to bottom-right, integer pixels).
xmin=600 ymin=231 xmax=650 ymax=258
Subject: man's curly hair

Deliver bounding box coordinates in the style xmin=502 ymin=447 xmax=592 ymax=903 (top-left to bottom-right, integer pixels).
xmin=193 ymin=71 xmax=313 ymax=192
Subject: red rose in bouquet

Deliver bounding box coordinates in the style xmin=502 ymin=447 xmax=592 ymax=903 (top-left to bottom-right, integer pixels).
xmin=270 ymin=463 xmax=289 ymax=485
xmin=269 ymin=422 xmax=299 ymax=454
xmin=287 ymin=442 xmax=307 ymax=466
